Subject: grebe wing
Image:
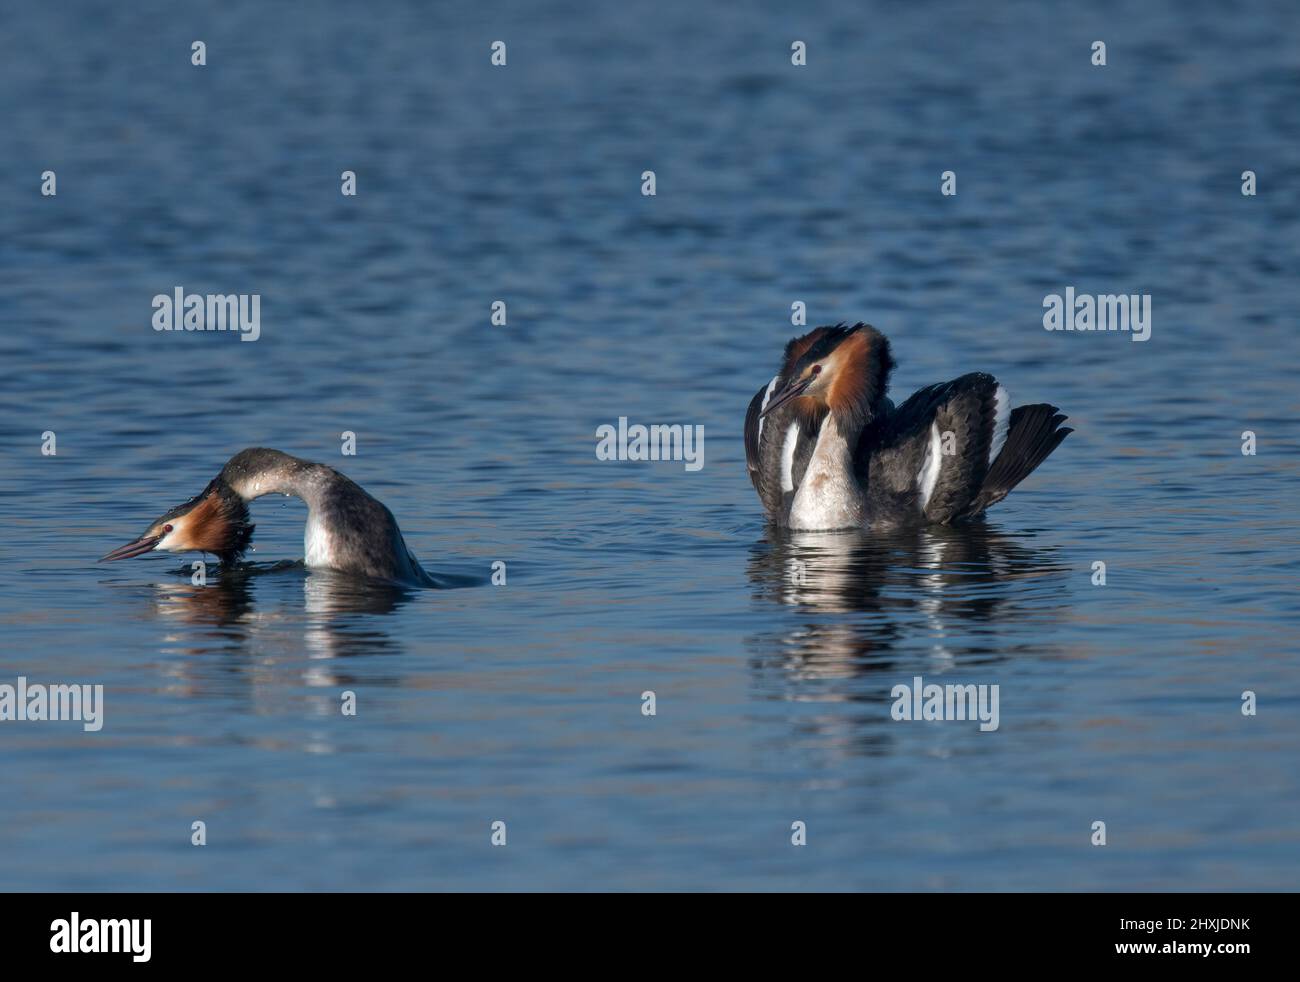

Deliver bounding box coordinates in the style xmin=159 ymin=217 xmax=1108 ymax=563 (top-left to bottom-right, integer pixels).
xmin=866 ymin=373 xmax=1068 ymax=523
xmin=744 ymin=380 xmax=770 ymax=492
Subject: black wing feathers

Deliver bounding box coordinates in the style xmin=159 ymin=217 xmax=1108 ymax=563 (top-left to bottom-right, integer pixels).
xmin=744 ymin=382 xmax=767 ymax=492
xmin=970 ymin=405 xmax=1072 ymax=514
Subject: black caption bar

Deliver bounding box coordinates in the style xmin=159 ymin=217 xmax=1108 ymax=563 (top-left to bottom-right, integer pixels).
xmin=0 ymin=892 xmax=1283 ymax=970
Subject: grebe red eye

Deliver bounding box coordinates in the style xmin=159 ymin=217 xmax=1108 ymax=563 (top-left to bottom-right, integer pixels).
xmin=163 ymin=524 xmax=173 ymax=533
xmin=811 ymin=365 xmax=821 ymax=375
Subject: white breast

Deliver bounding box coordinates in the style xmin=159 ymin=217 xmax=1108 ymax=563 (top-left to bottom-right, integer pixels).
xmin=788 ymin=414 xmax=865 ymax=530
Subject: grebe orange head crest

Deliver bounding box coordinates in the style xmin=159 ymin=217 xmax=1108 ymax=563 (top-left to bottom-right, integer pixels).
xmin=760 ymin=323 xmax=894 ymax=429
xmin=99 ymin=476 xmax=254 ymax=565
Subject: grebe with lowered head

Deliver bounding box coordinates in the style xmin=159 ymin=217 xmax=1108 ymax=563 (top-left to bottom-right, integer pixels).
xmin=745 ymin=324 xmax=1072 ymax=530
xmin=100 ymin=448 xmax=438 ymax=586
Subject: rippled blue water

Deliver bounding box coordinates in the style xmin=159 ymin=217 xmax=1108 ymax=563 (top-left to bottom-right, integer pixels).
xmin=2 ymin=1 xmax=1297 ymax=890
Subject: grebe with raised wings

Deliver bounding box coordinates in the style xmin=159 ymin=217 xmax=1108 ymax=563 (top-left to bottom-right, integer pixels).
xmin=744 ymin=324 xmax=1071 ymax=530
xmin=100 ymin=448 xmax=437 ymax=586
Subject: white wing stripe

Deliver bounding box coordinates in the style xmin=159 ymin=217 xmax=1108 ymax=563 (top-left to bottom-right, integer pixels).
xmin=989 ymin=384 xmax=1010 ymax=465
xmin=757 ymin=374 xmax=780 ymax=446
xmin=918 ymin=421 xmax=942 ymax=510
xmin=780 ymin=422 xmax=800 ymax=493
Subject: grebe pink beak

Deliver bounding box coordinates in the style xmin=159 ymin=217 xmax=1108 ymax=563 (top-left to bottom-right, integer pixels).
xmin=99 ymin=532 xmax=164 ymax=562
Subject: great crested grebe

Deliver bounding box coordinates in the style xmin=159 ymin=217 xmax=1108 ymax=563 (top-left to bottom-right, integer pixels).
xmin=744 ymin=324 xmax=1071 ymax=530
xmin=99 ymin=448 xmax=437 ymax=586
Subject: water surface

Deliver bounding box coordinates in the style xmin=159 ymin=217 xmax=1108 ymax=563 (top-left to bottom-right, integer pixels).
xmin=1 ymin=0 xmax=1298 ymax=890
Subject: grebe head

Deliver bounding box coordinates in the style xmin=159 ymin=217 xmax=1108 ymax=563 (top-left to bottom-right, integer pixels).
xmin=100 ymin=477 xmax=254 ymax=564
xmin=760 ymin=323 xmax=893 ymax=427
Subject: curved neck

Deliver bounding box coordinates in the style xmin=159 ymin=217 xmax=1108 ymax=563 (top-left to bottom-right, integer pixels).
xmin=212 ymin=448 xmax=434 ymax=586
xmin=220 ymin=450 xmax=330 ymax=508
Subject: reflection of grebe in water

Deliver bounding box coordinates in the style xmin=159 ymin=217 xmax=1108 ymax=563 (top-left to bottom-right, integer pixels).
xmin=144 ymin=564 xmax=415 ymax=626
xmin=746 ymin=524 xmax=1070 ymax=685
xmin=100 ymin=448 xmax=442 ymax=586
xmin=134 ymin=569 xmax=412 ymax=698
xmin=745 ymin=525 xmax=1071 ymax=760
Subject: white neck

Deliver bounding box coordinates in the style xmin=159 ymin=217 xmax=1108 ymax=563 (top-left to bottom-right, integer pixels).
xmin=788 ymin=412 xmax=865 ymax=530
